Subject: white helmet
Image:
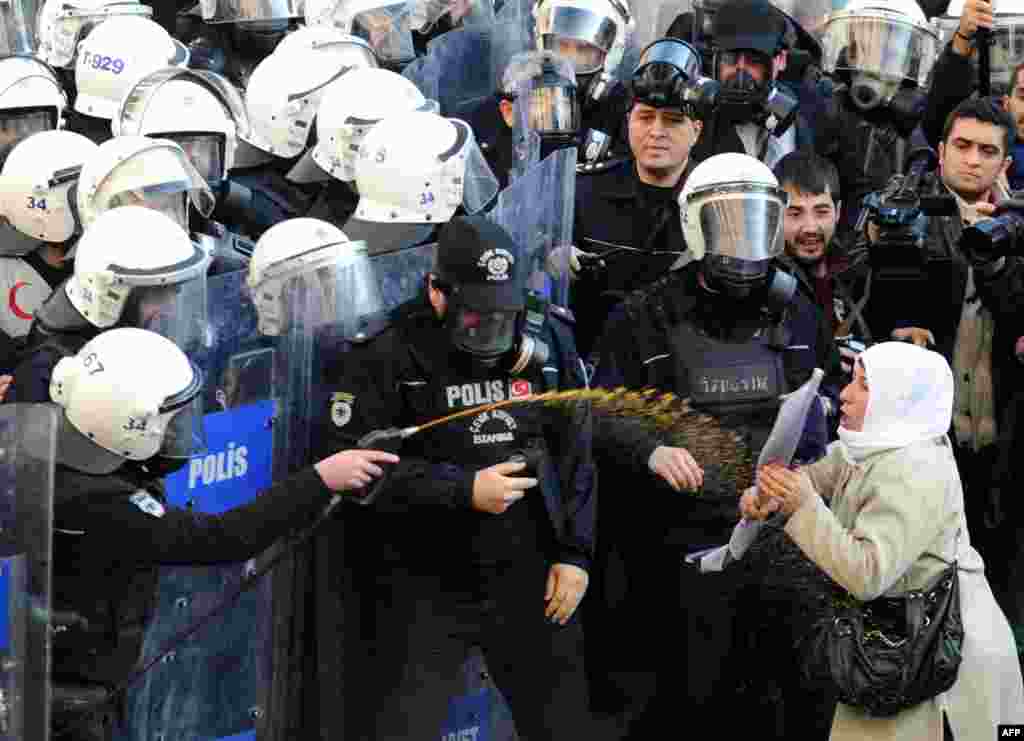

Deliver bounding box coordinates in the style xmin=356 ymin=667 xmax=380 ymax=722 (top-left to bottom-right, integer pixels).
xmin=73 ymin=15 xmax=190 ymax=120
xmin=679 ymin=152 xmax=786 ymax=264
xmin=304 ymin=0 xmax=415 ymax=66
xmin=62 ymin=206 xmax=210 ymax=345
xmin=248 ymin=217 xmax=376 ymax=336
xmin=287 ymin=67 xmax=433 ymax=184
xmin=36 ymin=0 xmax=153 ymax=68
xmin=113 ymin=68 xmax=248 ymax=186
xmin=0 ymin=130 xmax=98 ymax=246
xmin=50 ymin=327 xmax=205 ymax=474
xmin=0 ymin=56 xmax=67 ymax=146
xmin=76 ymin=134 xmax=215 ymax=233
xmin=353 ymin=111 xmax=499 ymax=223
xmin=274 ymin=24 xmax=377 ymax=61
xmin=238 ymin=38 xmax=372 ymax=160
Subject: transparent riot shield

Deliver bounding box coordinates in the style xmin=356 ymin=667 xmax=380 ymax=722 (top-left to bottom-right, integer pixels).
xmin=487 ymin=146 xmax=575 ymax=308
xmin=126 ymin=270 xmax=274 ymax=741
xmin=403 ymin=0 xmax=533 ymax=117
xmin=0 ymin=404 xmax=55 ymax=741
xmin=0 ymin=0 xmax=36 ymax=54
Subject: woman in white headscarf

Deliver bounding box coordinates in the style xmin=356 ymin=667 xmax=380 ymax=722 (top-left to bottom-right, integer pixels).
xmin=745 ymin=341 xmax=1024 ymax=741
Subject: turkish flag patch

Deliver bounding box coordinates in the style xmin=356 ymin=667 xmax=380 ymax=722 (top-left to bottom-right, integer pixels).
xmin=510 ymin=379 xmax=532 ymax=399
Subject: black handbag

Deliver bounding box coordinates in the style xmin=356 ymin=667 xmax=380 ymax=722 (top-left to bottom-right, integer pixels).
xmin=798 ymin=552 xmax=965 ymax=717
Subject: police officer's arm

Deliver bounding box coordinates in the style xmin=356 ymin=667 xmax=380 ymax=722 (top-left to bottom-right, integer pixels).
xmin=65 ymin=454 xmax=395 ymax=566
xmin=921 ymin=1 xmax=992 ymax=149
xmin=319 ymin=341 xmax=478 ymax=511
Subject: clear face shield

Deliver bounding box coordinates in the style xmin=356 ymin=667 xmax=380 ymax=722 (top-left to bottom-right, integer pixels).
xmin=92 ymin=146 xmax=216 ymax=230
xmin=0 ymin=107 xmax=57 ymax=164
xmin=687 ymin=183 xmax=787 ymax=295
xmin=450 ymin=119 xmax=500 ymax=214
xmin=350 ymin=2 xmax=414 ymax=66
xmin=155 ymin=361 xmax=207 ymax=461
xmin=256 ymin=240 xmax=383 ymax=338
xmin=821 ymin=10 xmax=939 ymax=109
xmin=120 ymin=269 xmax=209 ymax=357
xmin=537 ymin=3 xmax=617 ymax=75
xmin=160 ymin=133 xmax=226 ymax=188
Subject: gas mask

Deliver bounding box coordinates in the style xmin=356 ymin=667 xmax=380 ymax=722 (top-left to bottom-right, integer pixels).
xmin=848 ymin=72 xmax=901 ymax=111
xmin=702 ymin=257 xmax=796 ymax=307
xmin=445 ymin=299 xmax=550 ymax=375
xmin=717 ymin=58 xmax=798 ymax=135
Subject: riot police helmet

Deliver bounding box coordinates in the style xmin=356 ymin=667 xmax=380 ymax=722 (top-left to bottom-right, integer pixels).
xmin=680 ymin=152 xmax=789 ymax=298
xmin=50 ymin=327 xmax=206 ymax=474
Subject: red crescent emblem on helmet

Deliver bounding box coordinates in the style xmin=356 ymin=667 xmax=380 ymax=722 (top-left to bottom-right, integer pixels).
xmin=8 ymin=280 xmax=33 ymax=320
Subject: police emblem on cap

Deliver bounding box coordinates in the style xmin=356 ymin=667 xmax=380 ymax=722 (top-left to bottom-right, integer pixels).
xmin=478 ymin=248 xmax=514 ymax=282
xmin=330 ymin=391 xmax=355 ymax=427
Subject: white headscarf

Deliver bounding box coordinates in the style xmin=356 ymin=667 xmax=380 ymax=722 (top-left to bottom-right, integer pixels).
xmin=837 ymin=342 xmax=954 ymax=462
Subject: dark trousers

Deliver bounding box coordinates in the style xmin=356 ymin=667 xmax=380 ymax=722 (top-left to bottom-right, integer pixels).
xmin=353 ymin=559 xmax=595 ymax=740
xmin=954 ymin=444 xmax=1013 ymax=602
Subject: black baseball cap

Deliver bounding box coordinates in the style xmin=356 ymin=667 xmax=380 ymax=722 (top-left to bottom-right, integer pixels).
xmin=434 ymin=215 xmax=527 ymax=312
xmin=712 ymin=0 xmax=787 ymax=58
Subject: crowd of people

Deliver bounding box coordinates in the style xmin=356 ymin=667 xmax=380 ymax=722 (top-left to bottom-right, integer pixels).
xmin=0 ymin=0 xmax=1022 ymax=738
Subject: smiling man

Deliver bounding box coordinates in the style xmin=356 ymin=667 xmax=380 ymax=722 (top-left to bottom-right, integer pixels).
xmin=774 ymin=150 xmax=873 ymax=341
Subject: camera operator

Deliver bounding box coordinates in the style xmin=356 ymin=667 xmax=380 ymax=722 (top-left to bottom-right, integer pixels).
xmin=689 ymin=0 xmax=809 ymax=168
xmin=863 ymin=96 xmax=1024 ymax=611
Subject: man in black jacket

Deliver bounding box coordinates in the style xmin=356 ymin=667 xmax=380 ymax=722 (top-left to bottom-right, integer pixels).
xmin=45 ymin=327 xmax=397 ymax=740
xmin=316 ymin=215 xmax=600 ymax=740
xmin=570 ymin=38 xmax=705 ymax=361
xmin=863 ymin=96 xmax=1024 ymax=615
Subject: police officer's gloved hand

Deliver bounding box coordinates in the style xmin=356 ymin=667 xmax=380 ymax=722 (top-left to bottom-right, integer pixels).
xmin=546 ymin=244 xmax=597 ymax=280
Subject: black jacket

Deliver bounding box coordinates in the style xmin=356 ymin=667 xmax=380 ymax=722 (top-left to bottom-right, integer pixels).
xmin=52 ymin=463 xmax=333 ymax=686
xmin=316 ymin=296 xmax=597 ymax=572
xmin=571 ymin=158 xmax=695 ymax=359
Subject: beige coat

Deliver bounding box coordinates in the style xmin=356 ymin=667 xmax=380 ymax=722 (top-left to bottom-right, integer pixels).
xmin=785 ymin=437 xmax=1024 ymax=741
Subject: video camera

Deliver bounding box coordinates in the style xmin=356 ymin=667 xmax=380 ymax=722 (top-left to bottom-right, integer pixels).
xmin=856 ymin=147 xmax=956 ymax=282
xmin=959 ymin=205 xmax=1024 ymax=263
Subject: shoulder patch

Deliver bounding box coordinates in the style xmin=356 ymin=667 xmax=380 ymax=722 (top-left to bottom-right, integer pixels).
xmin=330 ymin=392 xmax=355 ymax=427
xmin=130 ymin=490 xmax=166 ymax=518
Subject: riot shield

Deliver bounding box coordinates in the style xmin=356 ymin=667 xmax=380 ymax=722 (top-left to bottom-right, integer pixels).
xmin=403 ymin=0 xmax=533 ymax=117
xmin=0 ymin=405 xmax=55 ymax=741
xmin=0 ymin=0 xmax=36 ymax=54
xmin=487 ymin=146 xmax=575 ymax=308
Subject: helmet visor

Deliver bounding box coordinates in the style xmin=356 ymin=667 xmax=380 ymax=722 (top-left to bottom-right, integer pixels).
xmin=351 ymin=3 xmax=413 ymax=63
xmin=161 ymin=133 xmax=226 ymax=187
xmin=820 ymin=12 xmax=939 ymax=87
xmin=157 ymin=360 xmax=207 ymax=459
xmin=120 ymin=267 xmax=209 ymax=355
xmin=689 ymin=184 xmax=787 ymax=262
xmin=449 ymin=119 xmax=499 ymax=214
xmin=451 ymin=306 xmax=517 ymax=359
xmin=109 ymin=184 xmax=190 ymax=231
xmin=542 ymin=34 xmax=607 ymax=75
xmin=0 ymin=109 xmax=57 ymax=164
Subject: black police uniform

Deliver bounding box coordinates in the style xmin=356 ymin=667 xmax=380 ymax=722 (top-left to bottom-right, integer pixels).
xmin=213 ymin=164 xmax=321 ymax=241
xmin=587 ymin=259 xmax=832 ymax=736
xmin=50 ymin=461 xmax=337 ymax=740
xmin=316 ymin=289 xmax=597 ymax=740
xmin=571 ymin=157 xmax=695 ymax=360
